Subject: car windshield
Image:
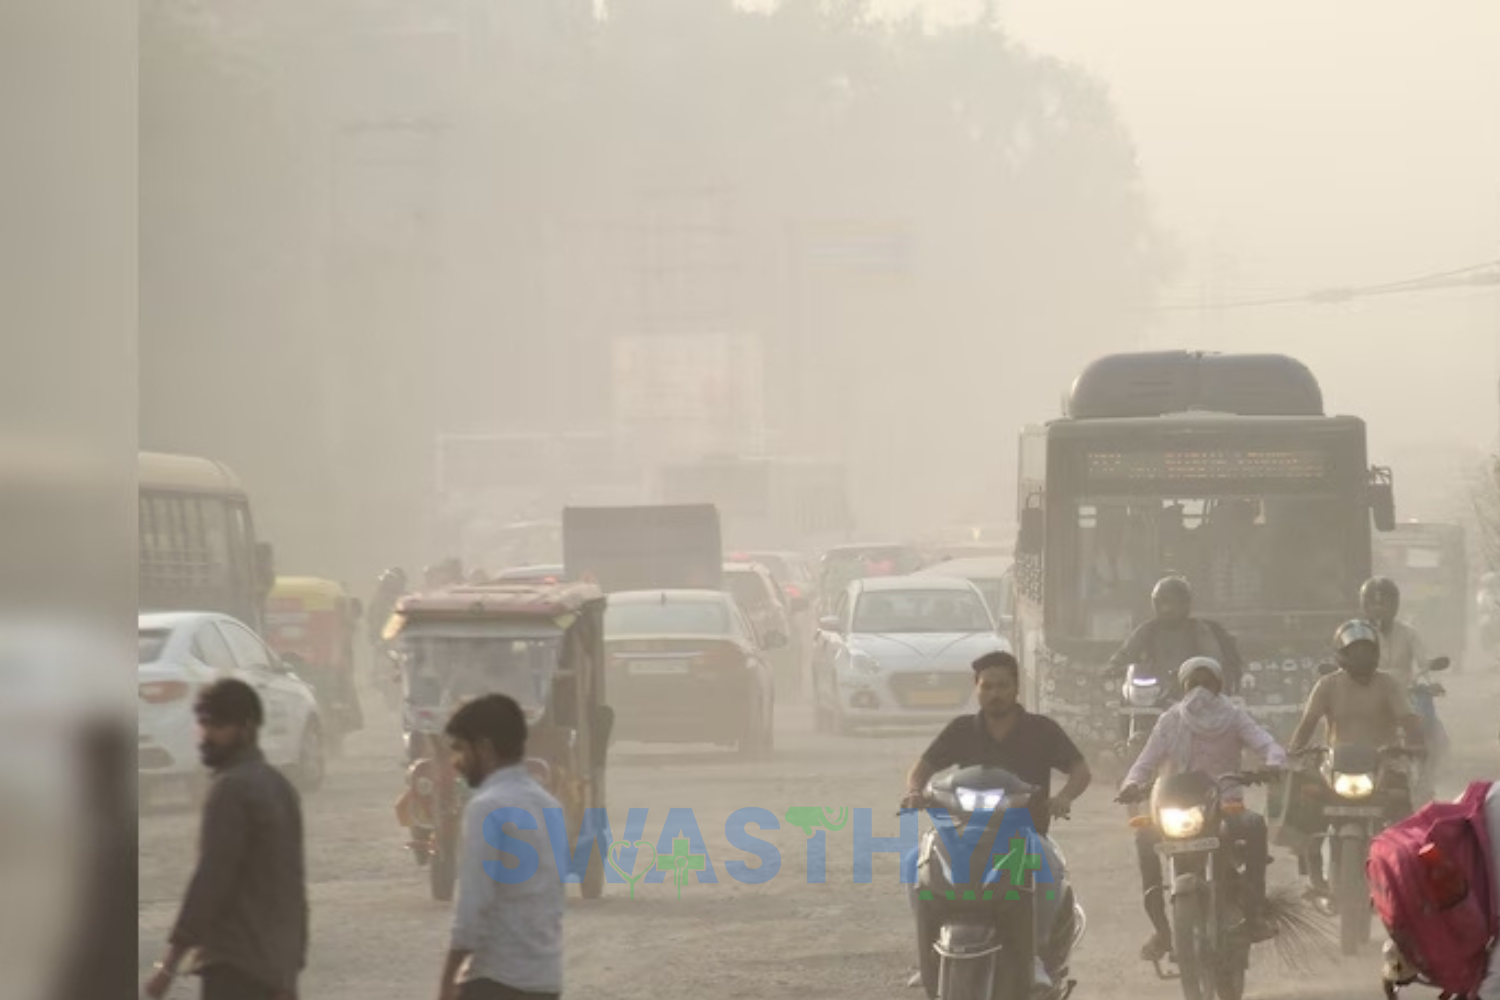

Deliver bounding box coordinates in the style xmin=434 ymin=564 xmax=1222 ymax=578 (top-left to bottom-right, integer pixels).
xmin=853 ymin=589 xmax=993 ymax=634
xmin=402 ymin=636 xmax=559 ymax=715
xmin=138 ymin=628 xmax=170 ymax=664
xmin=606 ymin=599 xmax=731 ymax=637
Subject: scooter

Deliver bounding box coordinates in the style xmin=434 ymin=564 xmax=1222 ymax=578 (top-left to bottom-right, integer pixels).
xmin=904 ymin=764 xmax=1086 ymax=1000
xmin=1407 ymin=657 xmax=1450 ymax=805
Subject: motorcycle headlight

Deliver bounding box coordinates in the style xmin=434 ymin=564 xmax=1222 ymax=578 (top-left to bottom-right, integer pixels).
xmin=1158 ymin=806 xmax=1205 ymax=839
xmin=1333 ymin=773 xmax=1375 ymax=799
xmin=956 ymin=788 xmax=1006 ymax=814
xmin=1126 ymin=681 xmax=1161 ymax=707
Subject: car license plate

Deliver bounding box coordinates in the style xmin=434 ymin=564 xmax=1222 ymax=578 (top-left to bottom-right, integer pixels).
xmin=627 ymin=660 xmax=691 ymax=676
xmin=1324 ymin=805 xmax=1383 ymax=818
xmin=1156 ymin=837 xmax=1220 ymax=855
xmin=905 ymin=689 xmax=962 ymax=706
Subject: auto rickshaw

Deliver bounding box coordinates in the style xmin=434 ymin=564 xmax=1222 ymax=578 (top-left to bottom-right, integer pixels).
xmin=264 ymin=577 xmax=365 ymax=753
xmin=384 ymin=582 xmax=614 ymax=902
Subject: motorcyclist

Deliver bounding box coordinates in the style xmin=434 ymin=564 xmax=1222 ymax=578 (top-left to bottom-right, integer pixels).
xmin=1361 ymin=577 xmax=1427 ymax=685
xmin=1106 ymin=576 xmax=1246 ymax=695
xmin=900 ymin=650 xmax=1092 ymax=992
xmin=1282 ymin=620 xmax=1426 ymax=896
xmin=1363 ymin=576 xmax=1449 ymax=802
xmin=368 ymin=566 xmax=408 ymax=648
xmin=1118 ymin=656 xmax=1287 ymax=961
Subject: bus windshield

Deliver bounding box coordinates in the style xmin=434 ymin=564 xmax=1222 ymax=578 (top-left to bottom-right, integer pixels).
xmin=1062 ymin=494 xmax=1355 ymax=640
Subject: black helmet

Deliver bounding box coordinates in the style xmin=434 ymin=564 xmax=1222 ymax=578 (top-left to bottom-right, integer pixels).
xmin=1362 ymin=575 xmax=1392 ymax=605
xmin=1152 ymin=576 xmax=1192 ymax=605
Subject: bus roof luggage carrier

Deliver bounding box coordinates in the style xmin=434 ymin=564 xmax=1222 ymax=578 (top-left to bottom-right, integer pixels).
xmin=1065 ymin=351 xmax=1325 ymax=420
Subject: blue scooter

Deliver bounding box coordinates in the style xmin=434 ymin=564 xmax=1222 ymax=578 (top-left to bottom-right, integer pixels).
xmin=1407 ymin=656 xmax=1450 ymax=804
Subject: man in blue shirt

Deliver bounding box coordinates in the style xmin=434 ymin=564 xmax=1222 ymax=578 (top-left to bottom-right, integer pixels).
xmin=437 ymin=695 xmax=565 ymax=1000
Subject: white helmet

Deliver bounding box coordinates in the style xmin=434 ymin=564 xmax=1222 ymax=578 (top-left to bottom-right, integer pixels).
xmin=1178 ymin=656 xmax=1224 ymax=687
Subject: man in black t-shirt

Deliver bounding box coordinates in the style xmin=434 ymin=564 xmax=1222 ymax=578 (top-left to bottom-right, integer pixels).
xmin=901 ymin=651 xmax=1091 ymax=838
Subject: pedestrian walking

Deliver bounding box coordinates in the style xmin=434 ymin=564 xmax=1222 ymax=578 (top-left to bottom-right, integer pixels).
xmin=144 ymin=679 xmax=308 ymax=1000
xmin=436 ymin=694 xmax=564 ymax=1000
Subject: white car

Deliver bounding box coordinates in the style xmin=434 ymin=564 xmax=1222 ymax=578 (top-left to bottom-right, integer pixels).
xmin=138 ymin=611 xmax=326 ymax=792
xmin=811 ymin=576 xmax=1010 ymax=734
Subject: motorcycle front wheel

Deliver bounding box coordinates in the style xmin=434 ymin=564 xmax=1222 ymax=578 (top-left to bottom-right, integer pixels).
xmin=1337 ymin=839 xmax=1372 ymax=955
xmin=1172 ymin=892 xmax=1217 ymax=1000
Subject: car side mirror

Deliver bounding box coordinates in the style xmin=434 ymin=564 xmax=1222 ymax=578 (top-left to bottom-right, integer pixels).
xmin=1368 ymin=467 xmax=1396 ymax=532
xmin=256 ymin=541 xmax=277 ymax=593
xmin=1428 ymin=656 xmax=1451 ymax=673
xmin=818 ymin=616 xmax=844 ymax=634
xmin=276 ymin=652 xmax=304 ymax=674
xmin=1017 ymin=506 xmax=1044 ymax=556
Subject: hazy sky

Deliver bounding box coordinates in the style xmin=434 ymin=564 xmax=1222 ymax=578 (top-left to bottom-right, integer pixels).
xmin=877 ymin=0 xmax=1500 ymax=486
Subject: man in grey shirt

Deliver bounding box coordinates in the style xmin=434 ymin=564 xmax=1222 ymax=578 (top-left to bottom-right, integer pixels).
xmin=438 ymin=694 xmax=565 ymax=1000
xmin=144 ymin=679 xmax=307 ymax=1000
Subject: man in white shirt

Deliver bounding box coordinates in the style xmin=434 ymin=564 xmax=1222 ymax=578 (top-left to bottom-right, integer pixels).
xmin=437 ymin=694 xmax=564 ymax=1000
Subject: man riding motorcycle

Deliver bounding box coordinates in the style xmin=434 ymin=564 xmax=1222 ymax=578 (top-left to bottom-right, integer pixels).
xmin=1362 ymin=576 xmax=1449 ymax=802
xmin=1361 ymin=577 xmax=1427 ymax=685
xmin=1118 ymin=656 xmax=1287 ymax=962
xmin=1106 ymin=577 xmax=1245 ymax=695
xmin=1281 ymin=619 xmax=1426 ymax=896
xmin=901 ymin=650 xmax=1093 ymax=990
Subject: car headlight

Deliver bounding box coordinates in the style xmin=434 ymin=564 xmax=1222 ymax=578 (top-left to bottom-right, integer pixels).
xmin=1333 ymin=773 xmax=1375 ymax=799
xmin=1158 ymin=806 xmax=1205 ymax=839
xmin=956 ymin=788 xmax=1006 ymax=813
xmin=850 ymin=653 xmax=883 ymax=676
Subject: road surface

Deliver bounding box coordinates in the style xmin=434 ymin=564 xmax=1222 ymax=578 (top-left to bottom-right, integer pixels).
xmin=139 ymin=664 xmax=1499 ymax=1000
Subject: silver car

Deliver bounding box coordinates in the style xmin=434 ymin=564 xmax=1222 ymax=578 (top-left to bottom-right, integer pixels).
xmin=810 ymin=576 xmax=1010 ymax=734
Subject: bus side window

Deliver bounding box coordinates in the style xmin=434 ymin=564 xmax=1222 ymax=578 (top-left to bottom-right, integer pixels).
xmin=227 ymin=501 xmax=253 ymax=593
xmin=198 ymin=498 xmax=232 ymax=589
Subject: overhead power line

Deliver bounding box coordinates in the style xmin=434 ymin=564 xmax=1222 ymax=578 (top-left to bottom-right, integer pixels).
xmin=1155 ymin=259 xmax=1500 ymax=313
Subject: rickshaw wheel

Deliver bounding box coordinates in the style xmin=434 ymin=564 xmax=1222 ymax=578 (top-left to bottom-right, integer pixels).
xmin=581 ymin=773 xmax=607 ymax=899
xmin=430 ymin=826 xmax=458 ymax=902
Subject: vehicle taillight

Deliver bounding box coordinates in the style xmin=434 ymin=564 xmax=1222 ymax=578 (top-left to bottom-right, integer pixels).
xmin=1417 ymin=843 xmax=1468 ymax=909
xmin=139 ymin=681 xmax=191 ymax=704
xmin=784 ymin=584 xmax=803 ymax=600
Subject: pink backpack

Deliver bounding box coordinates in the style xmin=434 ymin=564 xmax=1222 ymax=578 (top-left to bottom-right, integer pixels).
xmin=1367 ymin=780 xmax=1498 ymax=998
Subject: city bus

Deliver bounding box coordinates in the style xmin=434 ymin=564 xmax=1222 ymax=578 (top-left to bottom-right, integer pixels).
xmin=1012 ymin=351 xmax=1396 ymax=756
xmin=139 ymin=451 xmax=276 ymax=633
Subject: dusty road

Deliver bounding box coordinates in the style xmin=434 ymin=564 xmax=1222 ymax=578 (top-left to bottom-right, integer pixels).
xmin=139 ymin=666 xmax=1499 ymax=1000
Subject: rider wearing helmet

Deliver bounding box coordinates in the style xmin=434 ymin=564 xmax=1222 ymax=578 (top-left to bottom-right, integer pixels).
xmin=1287 ymin=619 xmax=1424 ymax=755
xmin=1282 ymin=620 xmax=1426 ymax=897
xmin=1119 ymin=656 xmax=1288 ymax=961
xmin=1106 ymin=576 xmax=1246 ymax=694
xmin=1360 ymin=577 xmax=1427 ymax=685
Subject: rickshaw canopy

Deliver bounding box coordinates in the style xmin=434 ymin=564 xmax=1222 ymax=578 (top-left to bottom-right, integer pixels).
xmin=270 ymin=575 xmax=356 ymax=611
xmin=384 ymin=582 xmax=605 ymax=640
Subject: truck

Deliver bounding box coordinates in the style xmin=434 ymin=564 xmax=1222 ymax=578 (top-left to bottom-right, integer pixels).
xmin=1012 ymin=351 xmax=1397 ymax=758
xmin=562 ymin=504 xmax=724 ymax=595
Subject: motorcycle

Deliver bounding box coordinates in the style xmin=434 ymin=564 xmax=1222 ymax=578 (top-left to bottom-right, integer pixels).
xmin=1291 ymin=740 xmax=1420 ymax=955
xmin=1116 ymin=770 xmax=1280 ymax=1000
xmin=905 ymin=764 xmax=1085 ymax=1000
xmin=1406 ymin=657 xmax=1450 ymax=805
xmin=1117 ymin=664 xmax=1176 ymax=759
